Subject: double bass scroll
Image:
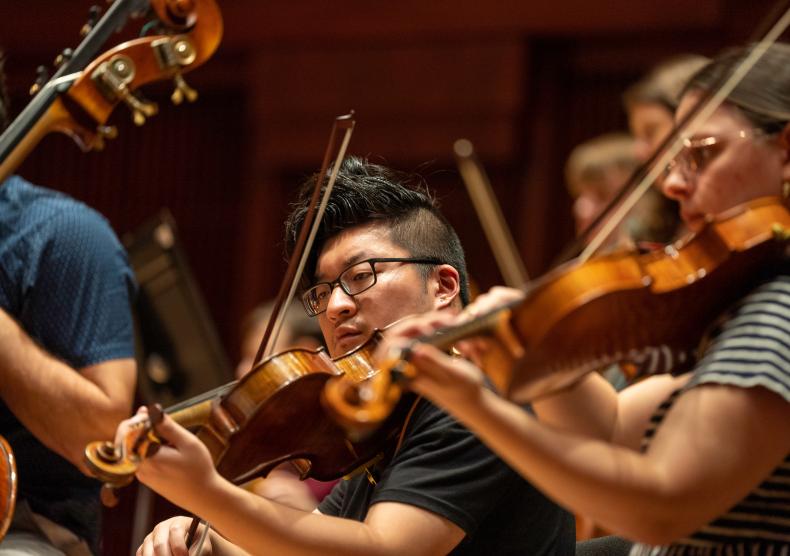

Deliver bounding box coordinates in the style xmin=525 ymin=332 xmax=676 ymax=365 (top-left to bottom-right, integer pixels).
xmin=0 ymin=0 xmax=223 ymax=183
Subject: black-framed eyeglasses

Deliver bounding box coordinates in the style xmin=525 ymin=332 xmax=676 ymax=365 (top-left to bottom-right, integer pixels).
xmin=302 ymin=257 xmax=444 ymax=316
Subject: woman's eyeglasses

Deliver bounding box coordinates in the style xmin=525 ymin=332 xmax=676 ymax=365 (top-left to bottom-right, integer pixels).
xmin=663 ymin=129 xmax=770 ymax=181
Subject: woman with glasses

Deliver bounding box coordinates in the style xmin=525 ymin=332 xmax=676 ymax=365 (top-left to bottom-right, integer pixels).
xmin=380 ymin=43 xmax=790 ymax=554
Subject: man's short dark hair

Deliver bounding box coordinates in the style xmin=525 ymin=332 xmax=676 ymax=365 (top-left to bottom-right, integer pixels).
xmin=284 ymin=156 xmax=470 ymax=306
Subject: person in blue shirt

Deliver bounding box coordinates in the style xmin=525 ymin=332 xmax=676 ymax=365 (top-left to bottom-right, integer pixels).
xmin=0 ymin=51 xmax=137 ymax=555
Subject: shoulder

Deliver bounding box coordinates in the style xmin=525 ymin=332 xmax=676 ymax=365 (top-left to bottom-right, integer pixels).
xmin=2 ymin=176 xmax=123 ymax=257
xmin=689 ymin=273 xmax=790 ymax=401
xmin=384 ymin=396 xmax=522 ymax=488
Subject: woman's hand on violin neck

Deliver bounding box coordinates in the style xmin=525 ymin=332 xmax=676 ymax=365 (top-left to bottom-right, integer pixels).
xmin=137 ymin=516 xmax=214 ymax=556
xmin=136 ymin=413 xmax=224 ymax=516
xmin=408 ymin=343 xmax=487 ymax=409
xmin=376 ymin=313 xmax=488 ymax=411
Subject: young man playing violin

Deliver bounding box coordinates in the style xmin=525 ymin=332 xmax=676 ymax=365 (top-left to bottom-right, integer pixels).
xmin=0 ymin=53 xmax=137 ymax=555
xmin=130 ymin=156 xmax=575 ymax=556
xmin=380 ymin=43 xmax=790 ymax=554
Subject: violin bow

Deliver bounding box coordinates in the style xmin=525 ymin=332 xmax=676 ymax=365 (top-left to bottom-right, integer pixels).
xmin=454 ymin=138 xmax=530 ymax=288
xmin=557 ymin=0 xmax=790 ymax=265
xmin=187 ymin=114 xmax=356 ymax=553
xmin=252 ymin=112 xmax=356 ymax=366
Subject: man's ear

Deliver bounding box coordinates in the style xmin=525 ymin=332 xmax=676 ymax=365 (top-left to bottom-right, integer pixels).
xmin=432 ymin=264 xmax=461 ymax=309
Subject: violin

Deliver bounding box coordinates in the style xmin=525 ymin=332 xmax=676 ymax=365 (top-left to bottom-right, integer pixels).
xmin=322 ymin=197 xmax=790 ymax=438
xmin=84 ymin=331 xmax=416 ymax=489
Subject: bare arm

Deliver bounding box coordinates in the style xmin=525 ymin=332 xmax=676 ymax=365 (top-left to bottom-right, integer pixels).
xmin=381 ymin=296 xmax=691 ymax=448
xmin=532 ymin=371 xmax=691 ymax=448
xmin=136 ymin=415 xmax=465 ymax=556
xmin=531 ymin=373 xmax=619 ymax=440
xmin=406 ymin=343 xmax=790 ymax=544
xmin=0 ymin=308 xmax=135 ymax=473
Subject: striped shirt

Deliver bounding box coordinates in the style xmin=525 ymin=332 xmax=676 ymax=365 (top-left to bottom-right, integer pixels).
xmin=630 ymin=274 xmax=790 ymax=556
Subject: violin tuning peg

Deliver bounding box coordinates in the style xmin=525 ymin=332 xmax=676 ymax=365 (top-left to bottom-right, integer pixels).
xmin=170 ymin=73 xmax=198 ymax=105
xmin=122 ymin=93 xmax=158 ymax=126
xmin=91 ymin=54 xmax=157 ymax=125
xmin=54 ymin=48 xmax=74 ymax=68
xmin=92 ymin=126 xmax=118 ymax=152
xmin=98 ymin=125 xmax=118 ymax=140
xmin=132 ymin=111 xmax=146 ymax=127
xmin=29 ymin=65 xmax=49 ymax=96
xmin=80 ymin=5 xmax=103 ymax=37
xmin=772 ymin=223 xmax=790 ymax=241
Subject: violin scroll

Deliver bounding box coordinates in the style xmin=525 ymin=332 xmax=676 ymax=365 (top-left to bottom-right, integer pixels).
xmin=69 ymin=0 xmax=221 ymax=133
xmin=322 ymin=360 xmax=407 ymax=442
xmin=83 ymin=404 xmax=165 ymax=493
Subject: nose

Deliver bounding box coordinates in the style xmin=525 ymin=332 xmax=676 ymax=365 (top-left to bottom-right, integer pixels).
xmin=660 ymin=165 xmax=693 ymax=202
xmin=324 ymin=284 xmax=357 ymax=322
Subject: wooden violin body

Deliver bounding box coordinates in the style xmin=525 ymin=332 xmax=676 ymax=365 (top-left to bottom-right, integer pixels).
xmin=85 ymin=332 xmax=415 ymax=489
xmin=199 ymin=336 xmax=414 ymax=485
xmin=504 ymin=196 xmax=789 ymax=401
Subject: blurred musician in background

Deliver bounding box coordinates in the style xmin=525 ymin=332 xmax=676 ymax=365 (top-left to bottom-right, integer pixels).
xmin=623 ymin=54 xmax=710 ymax=163
xmin=565 ymin=132 xmax=678 ymax=252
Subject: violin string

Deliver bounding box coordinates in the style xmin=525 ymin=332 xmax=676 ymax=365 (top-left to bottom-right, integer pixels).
xmin=164 ymin=381 xmax=237 ymax=415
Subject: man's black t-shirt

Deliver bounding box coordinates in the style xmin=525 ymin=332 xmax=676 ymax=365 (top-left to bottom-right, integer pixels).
xmin=319 ymin=397 xmax=575 ymax=555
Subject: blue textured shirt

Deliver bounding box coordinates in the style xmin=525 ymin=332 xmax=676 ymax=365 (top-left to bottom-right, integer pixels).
xmin=0 ymin=175 xmax=136 ymax=548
